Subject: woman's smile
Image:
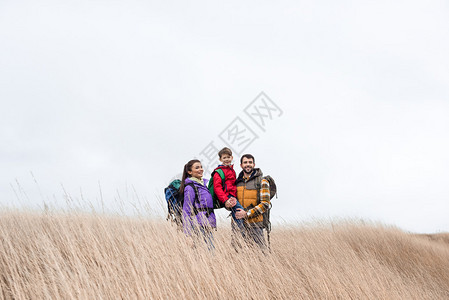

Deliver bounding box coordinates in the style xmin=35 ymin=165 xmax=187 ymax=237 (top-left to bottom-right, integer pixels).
xmin=188 ymin=162 xmax=204 ymax=179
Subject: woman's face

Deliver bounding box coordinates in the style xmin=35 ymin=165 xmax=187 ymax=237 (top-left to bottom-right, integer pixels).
xmin=188 ymin=162 xmax=203 ymax=179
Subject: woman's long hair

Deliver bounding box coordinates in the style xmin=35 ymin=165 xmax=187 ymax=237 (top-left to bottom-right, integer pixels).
xmin=179 ymin=159 xmax=201 ymax=198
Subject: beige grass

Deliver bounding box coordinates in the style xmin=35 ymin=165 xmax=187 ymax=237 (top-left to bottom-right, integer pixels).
xmin=0 ymin=211 xmax=448 ymax=299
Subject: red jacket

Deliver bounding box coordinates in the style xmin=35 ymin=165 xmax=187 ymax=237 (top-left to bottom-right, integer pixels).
xmin=213 ymin=165 xmax=237 ymax=204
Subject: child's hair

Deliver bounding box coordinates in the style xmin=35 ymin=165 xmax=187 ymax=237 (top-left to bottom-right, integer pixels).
xmin=218 ymin=147 xmax=232 ymax=158
xmin=240 ymin=154 xmax=255 ymax=164
xmin=179 ymin=159 xmax=201 ymax=198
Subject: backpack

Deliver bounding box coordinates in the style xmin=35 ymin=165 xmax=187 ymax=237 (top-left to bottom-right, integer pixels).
xmin=164 ymin=179 xmax=200 ymax=225
xmin=164 ymin=179 xmax=183 ymax=225
xmin=207 ymin=169 xmax=227 ymax=209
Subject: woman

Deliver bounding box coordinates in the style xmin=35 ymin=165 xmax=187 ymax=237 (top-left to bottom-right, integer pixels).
xmin=179 ymin=159 xmax=216 ymax=249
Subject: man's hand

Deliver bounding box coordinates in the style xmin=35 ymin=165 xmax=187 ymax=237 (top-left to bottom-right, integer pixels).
xmin=225 ymin=197 xmax=237 ymax=208
xmin=235 ymin=208 xmax=247 ymax=219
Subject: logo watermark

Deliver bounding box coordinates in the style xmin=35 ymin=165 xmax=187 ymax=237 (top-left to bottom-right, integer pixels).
xmin=197 ymin=92 xmax=283 ymax=176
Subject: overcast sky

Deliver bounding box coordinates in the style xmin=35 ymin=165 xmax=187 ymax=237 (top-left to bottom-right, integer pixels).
xmin=1 ymin=1 xmax=448 ymax=233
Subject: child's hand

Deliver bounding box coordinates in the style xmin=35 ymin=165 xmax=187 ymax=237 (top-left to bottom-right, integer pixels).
xmin=225 ymin=197 xmax=237 ymax=208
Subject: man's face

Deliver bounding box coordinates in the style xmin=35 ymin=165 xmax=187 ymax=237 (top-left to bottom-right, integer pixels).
xmin=240 ymin=157 xmax=255 ymax=174
xmin=219 ymin=154 xmax=233 ymax=166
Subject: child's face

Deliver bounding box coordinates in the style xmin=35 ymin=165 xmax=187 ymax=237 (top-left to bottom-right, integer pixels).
xmin=219 ymin=154 xmax=233 ymax=166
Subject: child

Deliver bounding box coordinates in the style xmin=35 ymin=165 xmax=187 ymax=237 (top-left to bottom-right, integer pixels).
xmin=212 ymin=147 xmax=245 ymax=229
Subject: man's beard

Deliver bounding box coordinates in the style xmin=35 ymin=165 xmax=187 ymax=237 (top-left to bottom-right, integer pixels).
xmin=243 ymin=167 xmax=254 ymax=174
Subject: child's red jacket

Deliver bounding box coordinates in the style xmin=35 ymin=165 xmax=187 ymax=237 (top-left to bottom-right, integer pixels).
xmin=213 ymin=164 xmax=237 ymax=204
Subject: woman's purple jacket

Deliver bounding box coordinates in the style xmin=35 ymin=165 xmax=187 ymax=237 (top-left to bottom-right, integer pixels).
xmin=182 ymin=177 xmax=216 ymax=234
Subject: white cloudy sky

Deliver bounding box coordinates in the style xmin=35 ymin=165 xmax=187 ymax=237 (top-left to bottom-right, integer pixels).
xmin=1 ymin=1 xmax=448 ymax=233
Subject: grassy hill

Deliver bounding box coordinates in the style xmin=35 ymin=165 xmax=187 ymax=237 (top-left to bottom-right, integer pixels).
xmin=1 ymin=211 xmax=448 ymax=299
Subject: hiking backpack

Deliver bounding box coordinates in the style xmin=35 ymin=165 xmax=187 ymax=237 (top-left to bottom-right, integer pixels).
xmin=165 ymin=179 xmax=213 ymax=225
xmin=164 ymin=179 xmax=183 ymax=225
xmin=207 ymin=169 xmax=227 ymax=209
xmin=164 ymin=179 xmax=202 ymax=225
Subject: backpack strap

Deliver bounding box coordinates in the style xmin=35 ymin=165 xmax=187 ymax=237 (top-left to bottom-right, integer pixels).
xmin=216 ymin=169 xmax=225 ymax=189
xmin=186 ymin=182 xmax=200 ymax=215
xmin=186 ymin=183 xmax=213 ymax=218
xmin=256 ymin=176 xmax=262 ymax=204
xmin=209 ymin=169 xmax=226 ymax=209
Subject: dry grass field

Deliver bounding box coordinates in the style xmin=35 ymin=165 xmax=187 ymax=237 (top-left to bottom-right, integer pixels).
xmin=0 ymin=210 xmax=448 ymax=299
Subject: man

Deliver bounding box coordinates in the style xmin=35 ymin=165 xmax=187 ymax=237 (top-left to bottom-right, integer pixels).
xmin=232 ymin=154 xmax=271 ymax=251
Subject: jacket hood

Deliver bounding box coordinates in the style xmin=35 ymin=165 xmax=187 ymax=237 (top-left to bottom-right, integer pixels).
xmin=236 ymin=168 xmax=263 ymax=183
xmin=184 ymin=177 xmax=208 ymax=186
xmin=215 ymin=164 xmax=234 ymax=171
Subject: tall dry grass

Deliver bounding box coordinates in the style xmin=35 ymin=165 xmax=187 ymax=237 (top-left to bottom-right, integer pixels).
xmin=0 ymin=210 xmax=448 ymax=299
